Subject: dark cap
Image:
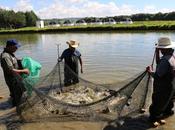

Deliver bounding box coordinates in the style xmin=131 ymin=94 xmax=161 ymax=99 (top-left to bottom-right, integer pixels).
xmin=6 ymin=39 xmax=21 ymax=48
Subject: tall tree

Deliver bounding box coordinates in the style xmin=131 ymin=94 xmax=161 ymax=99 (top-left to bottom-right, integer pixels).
xmin=13 ymin=12 xmax=26 ymax=28
xmin=25 ymin=11 xmax=39 ymax=27
xmin=0 ymin=9 xmax=6 ymax=28
xmin=164 ymin=12 xmax=175 ymax=20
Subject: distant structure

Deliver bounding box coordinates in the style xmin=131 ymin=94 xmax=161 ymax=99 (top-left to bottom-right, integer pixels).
xmin=102 ymin=18 xmax=116 ymax=25
xmin=48 ymin=21 xmax=61 ymax=27
xmin=120 ymin=18 xmax=133 ymax=24
xmin=63 ymin=20 xmax=74 ymax=26
xmin=90 ymin=18 xmax=103 ymax=25
xmin=75 ymin=19 xmax=87 ymax=26
xmin=35 ymin=17 xmax=133 ymax=28
xmin=36 ymin=20 xmax=44 ymax=28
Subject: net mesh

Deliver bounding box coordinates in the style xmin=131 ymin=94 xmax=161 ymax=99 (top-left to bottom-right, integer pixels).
xmin=16 ymin=61 xmax=153 ymax=122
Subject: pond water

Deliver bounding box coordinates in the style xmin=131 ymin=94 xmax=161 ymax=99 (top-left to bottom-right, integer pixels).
xmin=0 ymin=31 xmax=175 ymax=96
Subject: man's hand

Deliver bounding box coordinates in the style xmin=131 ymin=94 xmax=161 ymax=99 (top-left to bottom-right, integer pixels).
xmin=58 ymin=57 xmax=62 ymax=62
xmin=146 ymin=66 xmax=153 ymax=73
xmin=81 ymin=68 xmax=83 ymax=73
xmin=23 ymin=68 xmax=30 ymax=75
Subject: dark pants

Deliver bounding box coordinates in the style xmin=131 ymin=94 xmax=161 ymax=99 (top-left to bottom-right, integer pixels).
xmin=64 ymin=67 xmax=79 ymax=86
xmin=6 ymin=77 xmax=25 ymax=106
xmin=149 ymin=83 xmax=174 ymax=121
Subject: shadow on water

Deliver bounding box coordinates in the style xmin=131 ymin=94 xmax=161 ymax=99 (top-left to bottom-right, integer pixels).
xmin=0 ymin=112 xmax=22 ymax=130
xmin=0 ymin=112 xmax=167 ymax=130
xmin=0 ymin=100 xmax=13 ymax=110
xmin=103 ymin=115 xmax=165 ymax=130
xmin=0 ymin=98 xmax=21 ymax=130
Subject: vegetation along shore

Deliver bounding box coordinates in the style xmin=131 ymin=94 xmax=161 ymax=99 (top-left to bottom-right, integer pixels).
xmin=0 ymin=8 xmax=175 ymax=34
xmin=0 ymin=21 xmax=175 ymax=34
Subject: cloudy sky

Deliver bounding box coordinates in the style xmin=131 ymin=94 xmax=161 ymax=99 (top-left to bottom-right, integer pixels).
xmin=0 ymin=0 xmax=174 ymax=19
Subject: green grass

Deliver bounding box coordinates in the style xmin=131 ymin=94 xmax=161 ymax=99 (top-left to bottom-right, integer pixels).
xmin=0 ymin=21 xmax=175 ymax=34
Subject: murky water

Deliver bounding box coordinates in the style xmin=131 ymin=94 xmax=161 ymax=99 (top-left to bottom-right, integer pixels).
xmin=0 ymin=32 xmax=175 ymax=92
xmin=0 ymin=31 xmax=175 ymax=130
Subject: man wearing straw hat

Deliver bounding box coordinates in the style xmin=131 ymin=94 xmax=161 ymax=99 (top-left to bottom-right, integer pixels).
xmin=147 ymin=37 xmax=175 ymax=127
xmin=59 ymin=40 xmax=83 ymax=86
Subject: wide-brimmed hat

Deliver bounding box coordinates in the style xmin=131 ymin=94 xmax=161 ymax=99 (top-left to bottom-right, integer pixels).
xmin=66 ymin=40 xmax=79 ymax=48
xmin=6 ymin=39 xmax=21 ymax=48
xmin=156 ymin=37 xmax=175 ymax=49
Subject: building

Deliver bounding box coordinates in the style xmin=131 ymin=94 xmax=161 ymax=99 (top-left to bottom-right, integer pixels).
xmin=90 ymin=19 xmax=103 ymax=25
xmin=36 ymin=20 xmax=44 ymax=28
xmin=48 ymin=21 xmax=61 ymax=27
xmin=75 ymin=20 xmax=87 ymax=26
xmin=102 ymin=18 xmax=116 ymax=25
xmin=62 ymin=20 xmax=74 ymax=26
xmin=120 ymin=18 xmax=133 ymax=24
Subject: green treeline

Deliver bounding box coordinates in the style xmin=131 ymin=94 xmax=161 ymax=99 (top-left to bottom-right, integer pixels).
xmin=0 ymin=8 xmax=39 ymax=29
xmin=83 ymin=12 xmax=175 ymax=23
xmin=129 ymin=12 xmax=175 ymax=21
xmin=0 ymin=8 xmax=174 ymax=30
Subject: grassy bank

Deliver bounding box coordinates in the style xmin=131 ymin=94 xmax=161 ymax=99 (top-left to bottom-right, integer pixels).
xmin=0 ymin=21 xmax=175 ymax=34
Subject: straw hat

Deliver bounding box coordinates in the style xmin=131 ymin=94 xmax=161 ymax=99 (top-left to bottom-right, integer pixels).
xmin=66 ymin=40 xmax=79 ymax=48
xmin=156 ymin=37 xmax=175 ymax=49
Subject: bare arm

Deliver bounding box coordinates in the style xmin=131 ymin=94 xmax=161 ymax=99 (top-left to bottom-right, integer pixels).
xmin=12 ymin=68 xmax=29 ymax=75
xmin=58 ymin=51 xmax=65 ymax=62
xmin=79 ymin=56 xmax=83 ymax=73
xmin=156 ymin=48 xmax=160 ymax=64
xmin=146 ymin=66 xmax=155 ymax=77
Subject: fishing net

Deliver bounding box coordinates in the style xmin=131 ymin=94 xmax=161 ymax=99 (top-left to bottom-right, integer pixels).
xmin=16 ymin=60 xmax=153 ymax=123
xmin=21 ymin=57 xmax=42 ymax=96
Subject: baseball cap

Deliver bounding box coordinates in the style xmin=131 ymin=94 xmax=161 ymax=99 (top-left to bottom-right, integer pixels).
xmin=6 ymin=39 xmax=21 ymax=48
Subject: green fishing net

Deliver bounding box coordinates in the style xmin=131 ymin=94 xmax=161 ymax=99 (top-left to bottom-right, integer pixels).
xmin=21 ymin=57 xmax=42 ymax=96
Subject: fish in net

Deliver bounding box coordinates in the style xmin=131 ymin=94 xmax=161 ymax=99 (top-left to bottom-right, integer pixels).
xmin=16 ymin=61 xmax=153 ymax=123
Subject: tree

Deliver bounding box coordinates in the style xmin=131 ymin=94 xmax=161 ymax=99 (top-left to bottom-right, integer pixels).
xmin=3 ymin=10 xmax=16 ymax=28
xmin=164 ymin=12 xmax=175 ymax=20
xmin=0 ymin=9 xmax=6 ymax=28
xmin=152 ymin=12 xmax=164 ymax=20
xmin=25 ymin=11 xmax=39 ymax=27
xmin=131 ymin=13 xmax=153 ymax=21
xmin=13 ymin=12 xmax=26 ymax=28
xmin=0 ymin=9 xmax=39 ymax=28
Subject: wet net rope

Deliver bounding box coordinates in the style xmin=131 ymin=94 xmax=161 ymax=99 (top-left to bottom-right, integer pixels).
xmin=16 ymin=60 xmax=153 ymax=122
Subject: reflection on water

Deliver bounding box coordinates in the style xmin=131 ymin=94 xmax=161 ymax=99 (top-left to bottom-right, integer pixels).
xmin=0 ymin=33 xmax=39 ymax=46
xmin=0 ymin=32 xmax=175 ymax=91
xmin=0 ymin=32 xmax=175 ymax=130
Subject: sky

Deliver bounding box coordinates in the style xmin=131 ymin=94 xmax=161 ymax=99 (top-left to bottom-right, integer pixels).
xmin=0 ymin=0 xmax=174 ymax=19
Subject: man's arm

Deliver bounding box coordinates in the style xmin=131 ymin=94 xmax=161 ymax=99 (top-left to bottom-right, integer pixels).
xmin=156 ymin=48 xmax=160 ymax=64
xmin=58 ymin=51 xmax=65 ymax=62
xmin=146 ymin=66 xmax=155 ymax=77
xmin=12 ymin=68 xmax=29 ymax=75
xmin=79 ymin=56 xmax=83 ymax=73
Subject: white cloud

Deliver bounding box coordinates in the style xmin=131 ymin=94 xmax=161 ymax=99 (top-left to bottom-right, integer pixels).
xmin=143 ymin=5 xmax=174 ymax=14
xmin=159 ymin=8 xmax=174 ymax=13
xmin=144 ymin=5 xmax=156 ymax=13
xmin=0 ymin=0 xmax=174 ymax=19
xmin=0 ymin=5 xmax=10 ymax=10
xmin=63 ymin=0 xmax=88 ymax=4
xmin=14 ymin=0 xmax=34 ymax=12
xmin=37 ymin=1 xmax=139 ymax=19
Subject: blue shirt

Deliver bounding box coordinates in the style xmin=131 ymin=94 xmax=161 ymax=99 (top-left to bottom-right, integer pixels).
xmin=61 ymin=48 xmax=81 ymax=71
